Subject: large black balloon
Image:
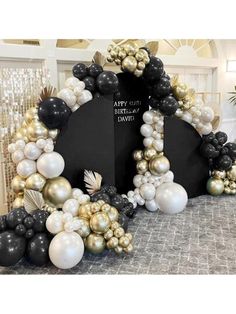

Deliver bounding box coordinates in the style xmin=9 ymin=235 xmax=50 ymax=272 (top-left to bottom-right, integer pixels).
xmin=0 ymin=231 xmax=26 ymax=266
xmin=32 ymin=210 xmax=49 ymax=233
xmin=159 ymin=95 xmax=179 ymax=116
xmin=215 ymin=131 xmax=228 ymax=145
xmin=72 ymin=63 xmax=88 ymax=80
xmin=26 ymin=233 xmax=50 ymax=266
xmin=215 ymin=154 xmax=232 ymax=171
xmin=88 ymin=64 xmax=103 ymax=77
xmin=225 ymin=142 xmax=236 ymax=161
xmin=152 ymin=77 xmax=171 ymax=98
xmin=83 ymin=76 xmax=96 ymax=93
xmin=143 ymin=56 xmax=164 ymax=82
xmin=0 ymin=215 xmax=7 ymax=232
xmin=200 ymin=143 xmax=219 ymax=159
xmin=6 ymin=207 xmax=28 ymax=229
xmin=202 ymin=132 xmax=215 ymax=143
xmin=96 ymin=71 xmax=119 ymax=94
xmin=110 ymin=194 xmax=125 ymax=210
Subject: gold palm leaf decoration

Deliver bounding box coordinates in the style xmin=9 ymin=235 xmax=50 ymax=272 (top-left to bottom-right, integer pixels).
xmin=145 ymin=41 xmax=159 ymax=56
xmin=92 ymin=51 xmax=107 ymax=67
xmin=38 ymin=85 xmax=56 ymax=104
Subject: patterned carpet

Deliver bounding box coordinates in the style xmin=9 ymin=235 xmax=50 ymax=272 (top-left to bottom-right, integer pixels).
xmin=1 ymin=195 xmax=236 ymax=275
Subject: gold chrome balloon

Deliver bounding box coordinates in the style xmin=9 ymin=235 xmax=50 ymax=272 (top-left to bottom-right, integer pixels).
xmin=212 ymin=170 xmax=226 ymax=180
xmin=114 ymin=246 xmax=123 ymax=254
xmin=136 ymin=159 xmax=148 ymax=175
xmin=173 ymin=83 xmax=188 ymax=100
xmin=101 ymin=203 xmax=111 ymax=213
xmin=121 ymin=56 xmax=137 ymax=73
xmin=144 ymin=147 xmax=157 ymax=161
xmin=42 ymin=176 xmax=72 ymax=208
xmin=224 ymin=186 xmax=231 ymax=194
xmin=149 ymin=155 xmax=170 ymax=175
xmin=11 ymin=175 xmax=26 ymax=195
xmin=227 ymin=165 xmax=236 ymax=181
xmin=90 ymin=212 xmax=110 ymax=234
xmin=135 ymin=49 xmax=149 ymax=62
xmin=229 ymin=181 xmax=236 ymax=190
xmin=107 ymin=237 xmax=119 ymax=249
xmin=12 ymin=196 xmax=24 ymax=208
xmin=119 ymin=236 xmax=130 ymax=248
xmin=206 ymin=177 xmax=224 ymax=196
xmin=85 ymin=233 xmax=106 ymax=254
xmin=48 ymin=129 xmax=59 ymax=140
xmin=75 ymin=217 xmax=91 ymax=238
xmin=107 ymin=206 xmax=119 ymax=222
xmin=25 ymin=173 xmax=46 ymax=192
xmin=123 ymin=244 xmax=133 ymax=253
xmin=27 ymin=120 xmax=48 ymax=142
xmin=25 ymin=107 xmax=38 ymax=124
xmin=124 ymin=42 xmax=139 ymax=56
xmin=133 ymin=150 xmax=143 ymax=161
xmin=78 ymin=203 xmax=92 ymax=220
xmin=137 ymin=61 xmax=145 ymax=71
xmin=114 ymin=227 xmax=125 ymax=238
xmin=104 ymin=229 xmax=113 ymax=240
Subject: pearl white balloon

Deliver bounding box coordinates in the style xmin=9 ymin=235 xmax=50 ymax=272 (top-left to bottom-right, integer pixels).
xmin=44 ymin=143 xmax=54 ymax=153
xmin=163 ymin=171 xmax=174 ymax=183
xmin=181 ymin=112 xmax=193 ymax=124
xmin=133 ymin=175 xmax=143 ymax=188
xmin=17 ymin=159 xmax=36 ymax=178
xmin=71 ymin=104 xmax=80 ymax=112
xmin=155 ymin=182 xmax=188 ymax=214
xmin=57 ymin=88 xmax=77 ymax=109
xmin=12 ymin=150 xmax=24 ymax=164
xmin=36 ymin=139 xmax=46 ymax=149
xmin=127 ymin=190 xmax=135 ymax=198
xmin=15 ymin=139 xmax=26 ymax=150
xmin=8 ymin=143 xmax=16 ymax=153
xmin=200 ymin=123 xmax=213 ymax=135
xmin=140 ymin=124 xmax=153 ymax=138
xmin=143 ymin=111 xmax=154 ymax=124
xmin=140 ymin=183 xmax=156 ymax=201
xmin=192 ymin=117 xmax=200 ymax=124
xmin=152 ymin=139 xmax=163 ymax=152
xmin=65 ymin=77 xmax=81 ymax=90
xmin=72 ymin=188 xmax=83 ymax=199
xmin=62 ymin=212 xmax=73 ymax=223
xmin=62 ymin=199 xmax=79 ymax=217
xmin=46 ymin=212 xmax=64 ymax=235
xmin=37 ymin=152 xmax=65 ymax=179
xmin=175 ymin=109 xmax=183 ymax=118
xmin=24 ymin=142 xmax=42 ymax=160
xmin=49 ymin=231 xmax=84 ymax=269
xmin=73 ymin=82 xmax=86 ymax=96
xmin=64 ymin=221 xmax=74 ymax=233
xmin=143 ymin=137 xmax=154 ymax=148
xmin=201 ymin=106 xmax=214 ymax=123
xmin=77 ymin=90 xmax=93 ymax=106
xmin=145 ymin=199 xmax=159 ymax=212
xmin=77 ymin=194 xmax=90 ymax=204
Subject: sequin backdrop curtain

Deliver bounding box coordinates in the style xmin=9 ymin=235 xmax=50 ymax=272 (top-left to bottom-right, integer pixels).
xmin=0 ymin=67 xmax=50 ymax=212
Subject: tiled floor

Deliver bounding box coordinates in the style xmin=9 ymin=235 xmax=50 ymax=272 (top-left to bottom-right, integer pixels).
xmin=1 ymin=195 xmax=236 ymax=275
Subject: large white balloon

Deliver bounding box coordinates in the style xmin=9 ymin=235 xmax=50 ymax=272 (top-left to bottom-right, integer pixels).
xmin=24 ymin=142 xmax=42 ymax=160
xmin=37 ymin=152 xmax=65 ymax=179
xmin=200 ymin=106 xmax=214 ymax=123
xmin=17 ymin=159 xmax=36 ymax=178
xmin=140 ymin=124 xmax=153 ymax=138
xmin=49 ymin=231 xmax=84 ymax=269
xmin=46 ymin=211 xmax=64 ymax=235
xmin=65 ymin=77 xmax=81 ymax=90
xmin=155 ymin=182 xmax=188 ymax=214
xmin=62 ymin=199 xmax=79 ymax=217
xmin=143 ymin=110 xmax=154 ymax=124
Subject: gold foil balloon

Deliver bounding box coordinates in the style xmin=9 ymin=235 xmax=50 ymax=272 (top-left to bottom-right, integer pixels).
xmin=107 ymin=237 xmax=119 ymax=249
xmin=12 ymin=196 xmax=24 ymax=208
xmin=78 ymin=203 xmax=92 ymax=220
xmin=133 ymin=150 xmax=143 ymax=161
xmin=48 ymin=129 xmax=59 ymax=140
xmin=75 ymin=217 xmax=91 ymax=238
xmin=136 ymin=159 xmax=148 ymax=175
xmin=173 ymin=83 xmax=188 ymax=100
xmin=144 ymin=147 xmax=157 ymax=161
xmin=227 ymin=165 xmax=236 ymax=181
xmin=27 ymin=120 xmax=48 ymax=142
xmin=25 ymin=107 xmax=39 ymax=124
xmin=25 ymin=173 xmax=46 ymax=192
xmin=122 ymin=56 xmax=138 ymax=73
xmin=104 ymin=229 xmax=113 ymax=240
xmin=206 ymin=177 xmax=224 ymax=196
xmin=149 ymin=155 xmax=170 ymax=175
xmin=119 ymin=236 xmax=130 ymax=248
xmin=11 ymin=175 xmax=26 ymax=195
xmin=107 ymin=206 xmax=119 ymax=222
xmin=85 ymin=233 xmax=106 ymax=254
xmin=90 ymin=212 xmax=111 ymax=234
xmin=124 ymin=42 xmax=139 ymax=56
xmin=42 ymin=176 xmax=72 ymax=208
xmin=212 ymin=170 xmax=226 ymax=180
xmin=14 ymin=128 xmax=29 ymax=143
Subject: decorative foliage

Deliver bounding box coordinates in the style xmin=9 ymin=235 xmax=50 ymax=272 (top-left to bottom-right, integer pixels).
xmin=84 ymin=170 xmax=102 ymax=195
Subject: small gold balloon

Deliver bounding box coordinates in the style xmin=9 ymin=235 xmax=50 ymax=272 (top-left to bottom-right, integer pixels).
xmin=107 ymin=237 xmax=119 ymax=249
xmin=122 ymin=56 xmax=137 ymax=73
xmin=119 ymin=236 xmax=130 ymax=248
xmin=137 ymin=61 xmax=145 ymax=71
xmin=124 ymin=42 xmax=139 ymax=56
xmin=91 ymin=202 xmax=101 ymax=213
xmin=133 ymin=150 xmax=143 ymax=161
xmin=104 ymin=229 xmax=113 ymax=240
xmin=143 ymin=56 xmax=150 ymax=65
xmin=12 ymin=196 xmax=24 ymax=208
xmin=229 ymin=182 xmax=236 ymax=190
xmin=231 ymin=189 xmax=236 ymax=195
xmin=110 ymin=50 xmax=118 ymax=58
xmin=42 ymin=176 xmax=72 ymax=208
xmin=144 ymin=147 xmax=157 ymax=161
xmin=149 ymin=155 xmax=170 ymax=176
xmin=114 ymin=227 xmax=125 ymax=238
xmin=224 ymin=186 xmax=231 ymax=194
xmin=21 ymin=120 xmax=28 ymax=128
xmin=90 ymin=212 xmax=111 ymax=234
xmin=224 ymin=179 xmax=230 ymax=186
xmin=48 ymin=129 xmax=59 ymax=140
xmin=135 ymin=49 xmax=149 ymax=61
xmin=78 ymin=203 xmax=92 ymax=220
xmin=136 ymin=159 xmax=148 ymax=175
xmin=126 ymin=233 xmax=133 ymax=241
xmin=173 ymin=84 xmax=188 ymax=100
xmin=123 ymin=243 xmax=133 ymax=253
xmin=25 ymin=173 xmax=46 ymax=192
xmin=27 ymin=120 xmax=48 ymax=142
xmin=114 ymin=245 xmax=123 ymax=254
xmin=97 ymin=200 xmax=105 ymax=206
xmin=25 ymin=107 xmax=38 ymax=124
xmin=227 ymin=165 xmax=236 ymax=181
xmin=85 ymin=233 xmax=106 ymax=254
xmin=118 ymin=49 xmax=127 ymax=59
xmin=206 ymin=177 xmax=224 ymax=196
xmin=115 ymin=58 xmax=121 ymax=65
xmin=134 ymin=69 xmax=143 ymax=77
xmin=75 ymin=217 xmax=91 ymax=238
xmin=212 ymin=170 xmax=226 ymax=180
xmin=11 ymin=175 xmax=26 ymax=195
xmin=107 ymin=56 xmax=114 ymax=63
xmin=107 ymin=206 xmax=119 ymax=222
xmin=101 ymin=203 xmax=111 ymax=213
xmin=111 ymin=221 xmax=120 ymax=231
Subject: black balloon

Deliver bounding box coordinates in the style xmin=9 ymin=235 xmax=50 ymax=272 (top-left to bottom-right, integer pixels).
xmin=202 ymin=132 xmax=215 ymax=143
xmin=38 ymin=97 xmax=71 ymax=130
xmin=91 ymin=192 xmax=110 ymax=203
xmin=88 ymin=64 xmax=103 ymax=77
xmin=200 ymin=143 xmax=219 ymax=159
xmin=101 ymin=185 xmax=117 ymax=196
xmin=220 ymin=146 xmax=229 ymax=155
xmin=0 ymin=215 xmax=7 ymax=232
xmin=15 ymin=224 xmax=26 ymax=236
xmin=118 ymin=213 xmax=129 ymax=232
xmin=111 ymin=194 xmax=125 ymax=210
xmin=23 ymin=216 xmax=34 ymax=229
xmin=6 ymin=207 xmax=28 ymax=229
xmin=159 ymin=95 xmax=179 ymax=116
xmin=152 ymin=77 xmax=171 ymax=98
xmin=32 ymin=210 xmax=49 ymax=233
xmin=25 ymin=229 xmax=35 ymax=239
xmin=215 ymin=131 xmax=228 ymax=145
xmin=0 ymin=231 xmax=26 ymax=266
xmin=83 ymin=76 xmax=96 ymax=93
xmin=143 ymin=56 xmax=164 ymax=82
xmin=225 ymin=142 xmax=236 ymax=161
xmin=215 ymin=154 xmax=232 ymax=171
xmin=26 ymin=233 xmax=50 ymax=266
xmin=147 ymin=97 xmax=161 ymax=109
xmin=96 ymin=71 xmax=119 ymax=94
xmin=72 ymin=63 xmax=88 ymax=80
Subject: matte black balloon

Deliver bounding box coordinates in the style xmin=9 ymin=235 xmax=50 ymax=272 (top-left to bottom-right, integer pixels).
xmin=143 ymin=56 xmax=164 ymax=82
xmin=23 ymin=216 xmax=34 ymax=229
xmin=83 ymin=76 xmax=96 ymax=93
xmin=147 ymin=97 xmax=161 ymax=109
xmin=221 ymin=146 xmax=229 ymax=155
xmin=0 ymin=215 xmax=7 ymax=232
xmin=6 ymin=207 xmax=28 ymax=229
xmin=26 ymin=233 xmax=50 ymax=266
xmin=225 ymin=142 xmax=236 ymax=161
xmin=32 ymin=210 xmax=49 ymax=233
xmin=72 ymin=63 xmax=88 ymax=80
xmin=200 ymin=143 xmax=219 ymax=159
xmin=215 ymin=154 xmax=232 ymax=171
xmin=159 ymin=95 xmax=179 ymax=116
xmin=162 ymin=72 xmax=170 ymax=80
xmin=202 ymin=132 xmax=215 ymax=143
xmin=88 ymin=63 xmax=103 ymax=77
xmin=212 ymin=138 xmax=219 ymax=147
xmin=25 ymin=229 xmax=35 ymax=239
xmin=15 ymin=224 xmax=26 ymax=236
xmin=122 ymin=197 xmax=130 ymax=207
xmin=111 ymin=194 xmax=125 ymax=210
xmin=90 ymin=192 xmax=110 ymax=203
xmin=0 ymin=231 xmax=26 ymax=266
xmin=96 ymin=71 xmax=119 ymax=94
xmin=215 ymin=131 xmax=228 ymax=145
xmin=38 ymin=97 xmax=71 ymax=129
xmin=152 ymin=77 xmax=171 ymax=98
xmin=118 ymin=213 xmax=129 ymax=232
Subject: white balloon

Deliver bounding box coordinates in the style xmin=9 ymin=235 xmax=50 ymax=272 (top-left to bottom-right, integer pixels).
xmin=36 ymin=139 xmax=46 ymax=149
xmin=175 ymin=109 xmax=183 ymax=118
xmin=127 ymin=190 xmax=135 ymax=198
xmin=62 ymin=199 xmax=79 ymax=217
xmin=37 ymin=152 xmax=65 ymax=178
xmin=77 ymin=90 xmax=93 ymax=106
xmin=12 ymin=150 xmax=24 ymax=164
xmin=57 ymin=88 xmax=77 ymax=109
xmin=141 ymin=176 xmax=148 ymax=184
xmin=17 ymin=159 xmax=36 ymax=178
xmin=46 ymin=212 xmax=64 ymax=235
xmin=15 ymin=139 xmax=26 ymax=150
xmin=71 ymin=104 xmax=80 ymax=112
xmin=140 ymin=183 xmax=156 ymax=201
xmin=24 ymin=142 xmax=42 ymax=160
xmin=62 ymin=212 xmax=73 ymax=223
xmin=152 ymin=139 xmax=163 ymax=152
xmin=143 ymin=137 xmax=154 ymax=148
xmin=133 ymin=175 xmax=143 ymax=188
xmin=201 ymin=106 xmax=214 ymax=123
xmin=77 ymin=194 xmax=90 ymax=204
xmin=145 ymin=199 xmax=159 ymax=212
xmin=49 ymin=231 xmax=84 ymax=269
xmin=140 ymin=124 xmax=153 ymax=138
xmin=163 ymin=171 xmax=174 ymax=183
xmin=72 ymin=188 xmax=83 ymax=199
xmin=182 ymin=112 xmax=193 ymax=124
xmin=73 ymin=82 xmax=86 ymax=96
xmin=44 ymin=143 xmax=54 ymax=153
xmin=8 ymin=143 xmax=16 ymax=153
xmin=155 ymin=182 xmax=188 ymax=214
xmin=65 ymin=77 xmax=81 ymax=90
xmin=64 ymin=221 xmax=74 ymax=233
xmin=143 ymin=111 xmax=154 ymax=124
xmin=200 ymin=123 xmax=213 ymax=135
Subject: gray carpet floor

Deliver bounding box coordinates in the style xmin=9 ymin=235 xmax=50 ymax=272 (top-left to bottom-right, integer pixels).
xmin=1 ymin=195 xmax=236 ymax=275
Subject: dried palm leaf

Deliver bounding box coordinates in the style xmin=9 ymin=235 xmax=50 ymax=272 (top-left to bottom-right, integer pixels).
xmin=84 ymin=170 xmax=102 ymax=195
xmin=24 ymin=189 xmax=45 ymax=214
xmin=171 ymin=75 xmax=179 ymax=86
xmin=38 ymin=85 xmax=56 ymax=103
xmin=92 ymin=51 xmax=107 ymax=67
xmin=145 ymin=41 xmax=159 ymax=56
